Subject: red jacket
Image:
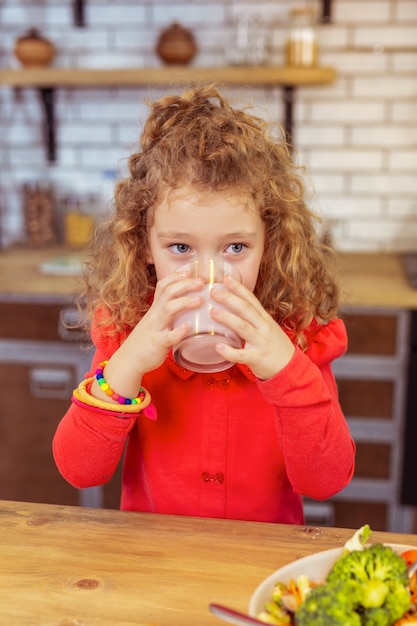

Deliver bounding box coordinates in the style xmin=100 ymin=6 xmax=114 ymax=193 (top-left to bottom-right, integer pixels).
xmin=53 ymin=318 xmax=355 ymax=524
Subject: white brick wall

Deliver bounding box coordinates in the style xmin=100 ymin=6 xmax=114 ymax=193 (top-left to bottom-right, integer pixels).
xmin=0 ymin=0 xmax=416 ymax=251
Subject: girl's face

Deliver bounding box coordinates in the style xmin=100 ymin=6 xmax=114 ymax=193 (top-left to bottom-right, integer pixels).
xmin=147 ymin=185 xmax=265 ymax=292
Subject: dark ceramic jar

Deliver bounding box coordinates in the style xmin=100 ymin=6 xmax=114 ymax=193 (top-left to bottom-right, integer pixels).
xmin=156 ymin=22 xmax=197 ymax=65
xmin=14 ymin=28 xmax=55 ymax=67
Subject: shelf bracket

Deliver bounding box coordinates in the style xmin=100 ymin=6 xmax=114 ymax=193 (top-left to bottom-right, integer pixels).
xmin=321 ymin=0 xmax=332 ymax=23
xmin=73 ymin=0 xmax=86 ymax=27
xmin=282 ymin=85 xmax=295 ymax=149
xmin=38 ymin=87 xmax=56 ymax=162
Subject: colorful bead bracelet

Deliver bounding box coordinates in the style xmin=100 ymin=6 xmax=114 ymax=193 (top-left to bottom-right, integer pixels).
xmin=95 ymin=360 xmax=146 ymax=405
xmin=73 ymin=376 xmax=151 ymax=415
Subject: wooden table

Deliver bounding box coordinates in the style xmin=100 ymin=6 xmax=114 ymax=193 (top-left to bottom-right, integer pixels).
xmin=1 ymin=500 xmax=416 ymax=625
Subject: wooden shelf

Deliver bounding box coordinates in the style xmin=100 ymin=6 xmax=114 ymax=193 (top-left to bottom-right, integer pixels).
xmin=0 ymin=65 xmax=336 ymax=88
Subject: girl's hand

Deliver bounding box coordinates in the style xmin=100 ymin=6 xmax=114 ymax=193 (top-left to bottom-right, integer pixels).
xmin=91 ymin=270 xmax=204 ymax=401
xmin=210 ymin=275 xmax=296 ymax=380
xmin=122 ymin=270 xmax=206 ymax=374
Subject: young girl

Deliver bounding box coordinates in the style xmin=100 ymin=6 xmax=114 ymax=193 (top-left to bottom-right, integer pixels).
xmin=53 ymin=85 xmax=355 ymax=524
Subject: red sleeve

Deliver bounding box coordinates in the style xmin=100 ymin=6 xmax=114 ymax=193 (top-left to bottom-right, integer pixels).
xmin=52 ymin=338 xmax=138 ymax=489
xmin=258 ymin=318 xmax=355 ymax=500
xmin=53 ymin=310 xmax=153 ymax=489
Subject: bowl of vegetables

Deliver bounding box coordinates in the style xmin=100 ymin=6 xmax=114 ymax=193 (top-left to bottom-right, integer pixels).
xmin=249 ymin=525 xmax=417 ymax=625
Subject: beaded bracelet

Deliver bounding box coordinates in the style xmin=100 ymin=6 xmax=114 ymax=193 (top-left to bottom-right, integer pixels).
xmin=73 ymin=377 xmax=151 ymax=414
xmin=96 ymin=360 xmax=146 ymax=405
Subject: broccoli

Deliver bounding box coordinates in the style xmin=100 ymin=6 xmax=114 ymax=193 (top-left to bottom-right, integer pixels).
xmin=295 ymin=542 xmax=411 ymax=626
xmin=360 ymin=583 xmax=411 ymax=626
xmin=360 ymin=582 xmax=411 ymax=626
xmin=295 ymin=579 xmax=363 ymax=625
xmin=360 ymin=607 xmax=393 ymax=626
xmin=380 ymin=579 xmax=411 ymax=622
xmin=327 ymin=543 xmax=409 ymax=588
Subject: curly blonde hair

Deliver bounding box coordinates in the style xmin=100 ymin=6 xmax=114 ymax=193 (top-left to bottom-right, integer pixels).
xmin=81 ymin=85 xmax=339 ymax=348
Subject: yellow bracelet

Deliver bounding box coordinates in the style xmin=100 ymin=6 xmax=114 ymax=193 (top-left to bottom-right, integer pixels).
xmin=73 ymin=377 xmax=151 ymax=414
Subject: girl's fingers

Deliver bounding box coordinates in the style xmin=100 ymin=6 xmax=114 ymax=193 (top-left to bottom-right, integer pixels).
xmin=151 ymin=273 xmax=205 ymax=323
xmin=211 ymin=283 xmax=268 ymax=331
xmin=211 ymin=306 xmax=261 ymax=346
xmin=163 ymin=278 xmax=204 ymax=306
xmin=155 ymin=272 xmax=204 ymax=300
xmin=221 ymin=275 xmax=267 ymax=315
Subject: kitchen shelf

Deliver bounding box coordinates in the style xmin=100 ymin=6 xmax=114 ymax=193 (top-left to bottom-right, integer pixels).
xmin=0 ymin=65 xmax=335 ymax=87
xmin=0 ymin=65 xmax=336 ymax=161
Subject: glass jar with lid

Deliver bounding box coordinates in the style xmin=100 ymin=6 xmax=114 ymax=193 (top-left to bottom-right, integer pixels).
xmin=285 ymin=6 xmax=319 ymax=67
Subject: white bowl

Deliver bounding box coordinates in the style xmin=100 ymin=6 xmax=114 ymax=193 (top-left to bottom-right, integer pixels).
xmin=248 ymin=543 xmax=416 ymax=617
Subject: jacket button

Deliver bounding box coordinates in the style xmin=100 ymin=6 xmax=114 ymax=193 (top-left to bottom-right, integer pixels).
xmin=204 ymin=376 xmax=230 ymax=390
xmin=201 ymin=471 xmax=225 ymax=484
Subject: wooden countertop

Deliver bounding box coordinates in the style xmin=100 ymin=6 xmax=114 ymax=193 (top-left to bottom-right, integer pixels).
xmin=1 ymin=246 xmax=417 ymax=309
xmin=0 ymin=246 xmax=83 ymax=302
xmin=0 ymin=499 xmax=416 ymax=625
xmin=336 ymin=252 xmax=417 ymax=310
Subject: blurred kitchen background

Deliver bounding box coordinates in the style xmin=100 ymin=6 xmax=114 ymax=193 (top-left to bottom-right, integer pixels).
xmin=0 ymin=0 xmax=416 ymax=251
xmin=1 ymin=0 xmax=417 ymax=533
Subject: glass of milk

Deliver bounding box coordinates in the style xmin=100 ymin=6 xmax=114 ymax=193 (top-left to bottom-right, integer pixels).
xmin=172 ymin=259 xmax=243 ymax=372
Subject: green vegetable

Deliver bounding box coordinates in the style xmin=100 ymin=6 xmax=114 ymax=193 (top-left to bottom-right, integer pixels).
xmin=344 ymin=524 xmax=372 ymax=552
xmin=258 ymin=602 xmax=291 ymax=625
xmin=295 ymin=542 xmax=411 ymax=626
xmin=327 ymin=542 xmax=409 ymax=588
xmin=295 ymin=579 xmax=363 ymax=625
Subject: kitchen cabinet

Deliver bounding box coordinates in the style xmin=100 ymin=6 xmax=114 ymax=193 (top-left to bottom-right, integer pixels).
xmin=305 ymin=306 xmax=414 ymax=533
xmin=0 ymin=296 xmax=122 ymax=509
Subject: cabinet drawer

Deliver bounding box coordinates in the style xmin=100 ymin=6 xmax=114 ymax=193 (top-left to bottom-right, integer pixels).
xmin=337 ymin=379 xmax=394 ymax=419
xmin=0 ymin=302 xmax=61 ymax=340
xmin=0 ymin=357 xmax=121 ymax=509
xmin=354 ymin=442 xmax=391 ymax=479
xmin=333 ymin=500 xmax=387 ymax=531
xmin=0 ymin=302 xmax=87 ymax=342
xmin=0 ymin=362 xmax=79 ymax=505
xmin=343 ymin=313 xmax=397 ymax=356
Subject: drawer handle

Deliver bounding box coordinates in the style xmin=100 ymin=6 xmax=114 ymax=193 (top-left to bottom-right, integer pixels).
xmin=29 ymin=368 xmax=73 ymax=399
xmin=58 ymin=306 xmax=88 ymax=342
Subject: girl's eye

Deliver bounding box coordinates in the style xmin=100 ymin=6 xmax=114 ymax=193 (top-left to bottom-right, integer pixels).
xmin=226 ymin=243 xmax=246 ymax=254
xmin=169 ymin=244 xmax=190 ymax=254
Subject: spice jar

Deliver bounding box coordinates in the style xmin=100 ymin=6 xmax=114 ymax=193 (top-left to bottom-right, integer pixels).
xmin=63 ymin=195 xmax=96 ymax=248
xmin=285 ymin=7 xmax=319 ymax=68
xmin=23 ymin=182 xmax=57 ymax=247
